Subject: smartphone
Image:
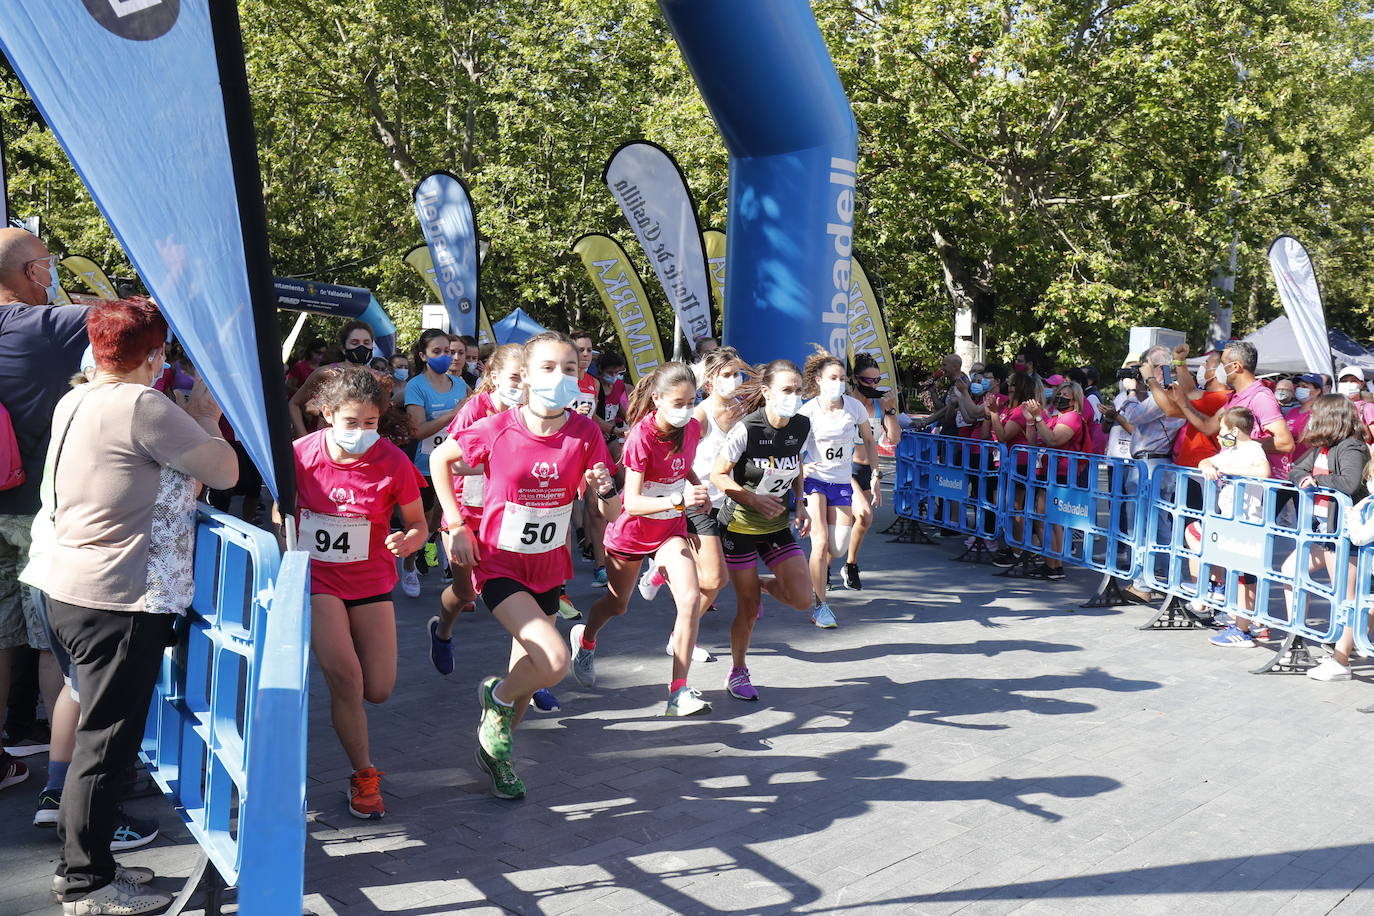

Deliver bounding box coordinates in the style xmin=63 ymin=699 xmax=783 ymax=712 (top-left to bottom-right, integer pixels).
xmin=1161 ymin=365 xmax=1174 ymax=387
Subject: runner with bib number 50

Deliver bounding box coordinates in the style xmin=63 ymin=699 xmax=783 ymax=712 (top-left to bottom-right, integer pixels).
xmin=439 ymin=331 xmax=619 ymax=800
xmin=711 ymin=359 xmax=816 ymax=703
xmin=292 ymin=367 xmax=427 ymax=821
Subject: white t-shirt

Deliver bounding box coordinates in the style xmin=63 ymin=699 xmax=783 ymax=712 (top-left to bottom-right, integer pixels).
xmin=1106 ymin=391 xmax=1133 ymax=460
xmin=801 ymin=395 xmax=869 ymax=484
xmin=1210 ymin=440 xmax=1267 ymax=521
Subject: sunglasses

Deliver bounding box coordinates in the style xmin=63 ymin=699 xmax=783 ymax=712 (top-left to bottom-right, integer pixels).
xmin=857 ymin=376 xmax=882 ymax=385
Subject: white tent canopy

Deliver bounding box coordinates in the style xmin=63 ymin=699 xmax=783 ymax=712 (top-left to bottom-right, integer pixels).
xmin=1237 ymin=315 xmax=1374 ymax=375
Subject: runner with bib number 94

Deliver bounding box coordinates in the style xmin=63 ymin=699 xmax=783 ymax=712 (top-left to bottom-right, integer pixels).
xmin=711 ymin=359 xmax=815 ymax=703
xmin=293 ymin=368 xmax=427 ymax=821
xmin=443 ymin=332 xmax=619 ymax=800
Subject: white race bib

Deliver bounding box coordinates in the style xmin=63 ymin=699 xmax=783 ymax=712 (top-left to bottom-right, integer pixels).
xmin=642 ymin=479 xmax=685 ymax=520
xmin=462 ymin=468 xmax=486 ymax=508
xmin=497 ymin=502 xmax=572 ymax=554
xmin=418 ymin=429 xmax=448 ymax=456
xmin=756 ymin=466 xmax=798 ymax=498
xmin=820 ymin=442 xmax=850 ymax=465
xmin=300 ymin=509 xmax=370 ymax=564
xmin=605 ymin=404 xmax=619 ymax=423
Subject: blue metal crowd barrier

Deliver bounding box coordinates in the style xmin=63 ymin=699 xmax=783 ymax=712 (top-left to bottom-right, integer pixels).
xmin=141 ymin=507 xmax=311 ymax=914
xmin=892 ymin=432 xmax=1004 ymax=539
xmin=1140 ymin=465 xmax=1354 ymax=645
xmin=1346 ymin=503 xmax=1374 ymax=659
xmin=1001 ymin=445 xmax=1146 ymax=581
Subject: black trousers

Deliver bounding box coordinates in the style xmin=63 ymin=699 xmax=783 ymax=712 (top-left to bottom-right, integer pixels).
xmin=46 ymin=598 xmax=172 ymax=896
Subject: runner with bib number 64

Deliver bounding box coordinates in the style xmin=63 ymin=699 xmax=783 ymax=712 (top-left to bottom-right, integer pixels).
xmin=292 ymin=368 xmax=427 ymax=821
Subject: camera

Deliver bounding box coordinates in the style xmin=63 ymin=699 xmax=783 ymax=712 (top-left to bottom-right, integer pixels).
xmin=1116 ymin=367 xmax=1141 ymax=381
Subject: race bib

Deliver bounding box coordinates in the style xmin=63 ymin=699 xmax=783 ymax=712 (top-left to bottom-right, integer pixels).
xmin=605 ymin=404 xmax=620 ymax=423
xmin=497 ymin=502 xmax=572 ymax=554
xmin=300 ymin=509 xmax=370 ymax=564
xmin=418 ymin=429 xmax=448 ymax=456
xmin=642 ymin=479 xmax=685 ymax=520
xmin=821 ymin=442 xmax=850 ymax=465
xmin=755 ymin=466 xmax=798 ymax=498
xmin=462 ymin=468 xmax=486 ymax=508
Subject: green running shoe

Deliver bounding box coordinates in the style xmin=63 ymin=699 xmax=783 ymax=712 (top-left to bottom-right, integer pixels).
xmin=424 ymin=540 xmax=439 ymax=568
xmin=477 ymin=676 xmax=515 ymax=759
xmin=474 ymin=745 xmax=525 ymax=799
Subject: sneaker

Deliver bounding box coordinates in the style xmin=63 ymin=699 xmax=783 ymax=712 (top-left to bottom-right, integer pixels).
xmin=428 ymin=616 xmax=454 ymax=676
xmin=348 ymin=767 xmax=385 ymax=819
xmin=991 ymin=549 xmax=1018 ymax=568
xmin=34 ymin=787 xmax=60 ymax=827
xmin=474 ymin=745 xmax=525 ymax=800
xmin=1040 ymin=564 xmax=1066 ymax=581
xmin=727 ymin=667 xmax=759 ymax=701
xmin=1251 ymin=626 xmax=1270 ymax=640
xmin=477 ymin=677 xmax=515 ymax=759
xmin=53 ymin=866 xmax=155 ymax=901
xmin=109 ymin=807 xmax=158 ymax=851
xmin=0 ymin=752 xmax=29 ymax=791
xmin=5 ymin=721 xmax=51 ymax=758
xmin=665 ymin=686 xmax=711 ymax=717
xmin=592 ymin=567 xmax=609 ymax=588
xmin=664 ymin=638 xmax=716 ymax=663
xmin=1307 ymin=657 xmax=1353 ymax=681
xmin=531 ymin=688 xmax=561 ymax=711
xmin=1188 ymin=580 xmax=1224 ymax=615
xmin=638 ymin=566 xmax=666 ymax=601
xmin=557 ymin=592 xmax=581 ymax=620
xmin=1210 ymin=625 xmax=1256 ymax=648
xmin=423 ymin=541 xmax=439 ymax=569
xmin=812 ymin=602 xmax=838 ymax=628
xmin=400 ymin=568 xmax=421 ymax=599
xmin=61 ymin=875 xmax=171 ymax=915
xmin=842 ymin=563 xmax=862 ymax=590
xmin=569 ymin=625 xmax=596 ymax=687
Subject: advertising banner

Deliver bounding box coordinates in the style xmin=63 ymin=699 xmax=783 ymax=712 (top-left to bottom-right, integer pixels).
xmin=402 ymin=243 xmax=494 ymax=345
xmin=603 ymin=141 xmax=714 ymax=352
xmin=849 ymin=256 xmax=897 ymax=390
xmin=703 ymin=228 xmax=726 ymax=320
xmin=60 ymin=254 xmax=118 ymax=298
xmin=412 ymin=171 xmax=479 ymax=339
xmin=572 ymin=233 xmax=668 ymax=383
xmin=273 ymin=277 xmax=396 ymax=356
xmin=0 ymin=1 xmax=293 ymax=506
xmin=1267 ymin=235 xmax=1333 ymax=377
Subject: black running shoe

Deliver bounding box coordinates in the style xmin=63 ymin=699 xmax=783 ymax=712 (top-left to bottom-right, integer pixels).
xmin=33 ymin=788 xmax=60 ymax=827
xmin=109 ymin=806 xmax=159 ymax=851
xmin=842 ymin=563 xmax=862 ymax=590
xmin=991 ymin=549 xmax=1018 ymax=568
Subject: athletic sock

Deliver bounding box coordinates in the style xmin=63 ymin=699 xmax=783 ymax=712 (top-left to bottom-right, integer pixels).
xmin=580 ymin=634 xmax=596 ymax=651
xmin=669 ymin=678 xmax=687 ymax=694
xmin=649 ymin=567 xmax=668 ymax=587
xmin=45 ymin=760 xmax=70 ymax=794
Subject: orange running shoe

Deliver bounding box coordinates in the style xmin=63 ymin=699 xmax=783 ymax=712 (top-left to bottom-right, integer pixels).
xmin=348 ymin=766 xmax=386 ymax=819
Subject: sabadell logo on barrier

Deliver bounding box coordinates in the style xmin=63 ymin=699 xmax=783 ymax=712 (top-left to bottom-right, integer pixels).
xmin=85 ymin=0 xmax=180 ymax=41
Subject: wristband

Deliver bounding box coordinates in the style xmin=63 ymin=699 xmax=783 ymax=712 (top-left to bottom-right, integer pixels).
xmin=439 ymin=519 xmax=466 ymax=533
xmin=1171 ymin=359 xmax=1186 ymax=367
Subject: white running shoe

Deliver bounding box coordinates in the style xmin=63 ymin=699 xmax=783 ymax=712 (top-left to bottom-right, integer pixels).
xmin=664 ymin=685 xmax=711 ymax=717
xmin=664 ymin=638 xmax=716 ymax=663
xmin=400 ymin=569 xmax=421 ymax=599
xmin=638 ymin=566 xmax=666 ymax=601
xmin=62 ymin=876 xmax=172 ymax=915
xmin=1307 ymin=657 xmax=1352 ymax=681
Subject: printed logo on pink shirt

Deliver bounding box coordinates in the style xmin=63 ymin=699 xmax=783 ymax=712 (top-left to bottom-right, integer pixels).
xmin=329 ymin=487 xmax=357 ymax=506
xmin=532 ymin=461 xmax=559 ymax=488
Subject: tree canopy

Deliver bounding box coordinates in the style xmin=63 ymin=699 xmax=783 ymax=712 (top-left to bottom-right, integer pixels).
xmin=2 ymin=0 xmax=1370 ymax=369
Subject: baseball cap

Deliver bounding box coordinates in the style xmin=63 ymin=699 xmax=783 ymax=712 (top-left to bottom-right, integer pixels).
xmin=1338 ymin=366 xmax=1365 ymax=381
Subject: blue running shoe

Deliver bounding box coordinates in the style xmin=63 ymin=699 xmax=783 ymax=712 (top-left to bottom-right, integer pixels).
xmin=532 ymin=688 xmax=561 ymax=711
xmin=811 ymin=602 xmax=838 ymax=629
xmin=592 ymin=566 xmax=609 ymax=588
xmin=1210 ymin=624 xmax=1255 ymax=648
xmin=428 ymin=616 xmax=454 ymax=676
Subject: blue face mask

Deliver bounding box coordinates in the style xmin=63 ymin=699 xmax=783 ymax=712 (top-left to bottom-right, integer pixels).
xmin=528 ymin=369 xmax=582 ymax=412
xmin=426 ymin=354 xmax=453 ymax=375
xmin=392 ymin=368 xmax=409 ymax=382
xmin=969 ymin=381 xmax=988 ymax=396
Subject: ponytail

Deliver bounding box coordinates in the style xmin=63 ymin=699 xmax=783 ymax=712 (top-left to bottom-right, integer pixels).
xmin=477 ymin=343 xmax=524 ymax=394
xmin=626 ymin=362 xmax=698 ymax=453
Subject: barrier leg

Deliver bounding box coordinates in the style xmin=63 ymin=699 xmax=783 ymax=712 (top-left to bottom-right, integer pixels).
xmin=164 ymin=853 xmax=233 ymax=916
xmin=954 ymin=537 xmax=994 ymax=564
xmin=1251 ymin=632 xmax=1318 ymax=675
xmin=996 ymin=551 xmax=1039 ymax=579
xmin=1138 ymin=594 xmax=1207 ymax=631
xmin=1083 ymin=574 xmax=1135 ymax=609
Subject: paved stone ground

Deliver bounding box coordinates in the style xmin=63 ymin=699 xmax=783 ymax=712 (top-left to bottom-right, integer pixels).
xmin=5 ymin=490 xmax=1374 ymax=915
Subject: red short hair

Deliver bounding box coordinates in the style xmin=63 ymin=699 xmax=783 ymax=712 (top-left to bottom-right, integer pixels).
xmin=87 ymin=298 xmax=168 ymax=373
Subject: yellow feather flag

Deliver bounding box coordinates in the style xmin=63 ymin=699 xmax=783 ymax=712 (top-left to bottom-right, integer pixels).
xmin=848 ymin=256 xmax=898 ymax=389
xmin=572 ymin=233 xmax=667 ymax=383
xmin=60 ymin=255 xmax=118 ymax=299
xmin=402 ymin=244 xmax=495 ymax=345
xmin=703 ymin=228 xmax=726 ymax=323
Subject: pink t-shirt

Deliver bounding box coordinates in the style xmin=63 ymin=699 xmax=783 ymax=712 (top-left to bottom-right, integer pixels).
xmin=1286 ymin=408 xmax=1313 ymax=467
xmin=605 ymin=414 xmax=701 ymax=556
xmin=457 ymin=409 xmax=614 ymax=594
xmin=445 ymin=389 xmax=503 ymax=524
xmin=294 ymin=430 xmax=423 ymax=600
xmin=1226 ymin=380 xmax=1285 ymax=478
xmin=1046 ymin=409 xmax=1089 ymax=477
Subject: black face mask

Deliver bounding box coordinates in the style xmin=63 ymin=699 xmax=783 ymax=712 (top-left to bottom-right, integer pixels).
xmin=1054 ymin=398 xmax=1073 ymax=411
xmin=857 ymin=383 xmax=888 ymax=400
xmin=343 ymin=344 xmax=372 ymax=365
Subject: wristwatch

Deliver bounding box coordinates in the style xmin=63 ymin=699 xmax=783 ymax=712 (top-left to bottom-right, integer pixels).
xmin=669 ymin=490 xmax=685 ymax=511
xmin=884 ymin=408 xmax=897 ymax=416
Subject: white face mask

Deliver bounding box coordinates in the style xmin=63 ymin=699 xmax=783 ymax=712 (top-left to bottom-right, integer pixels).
xmin=819 ymin=378 xmax=846 ymax=402
xmin=496 ymin=384 xmax=526 ymax=407
xmin=1215 ymin=363 xmax=1231 ymax=389
xmin=1294 ymin=387 xmax=1311 ymax=402
xmin=527 ymin=368 xmax=581 ymax=412
xmin=331 ymin=426 xmax=379 ymax=455
xmin=1276 ymin=388 xmax=1293 ymax=403
xmin=466 ymin=360 xmax=479 ymax=374
xmin=771 ymin=392 xmax=801 ymax=418
xmin=658 ymin=405 xmax=693 ymax=428
xmin=714 ymin=373 xmax=741 ymax=397
xmin=1195 ymin=365 xmax=1210 ymax=389
xmin=1339 ymin=381 xmax=1361 ymax=398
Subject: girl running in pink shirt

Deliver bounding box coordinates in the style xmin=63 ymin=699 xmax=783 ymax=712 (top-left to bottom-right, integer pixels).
xmin=436 ymin=332 xmax=618 ymax=799
xmin=568 ymin=363 xmax=714 ymax=716
xmin=293 ymin=368 xmax=427 ymax=820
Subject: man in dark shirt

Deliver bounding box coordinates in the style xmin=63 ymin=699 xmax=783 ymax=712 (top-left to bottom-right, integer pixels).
xmin=0 ymin=228 xmax=90 ymax=786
